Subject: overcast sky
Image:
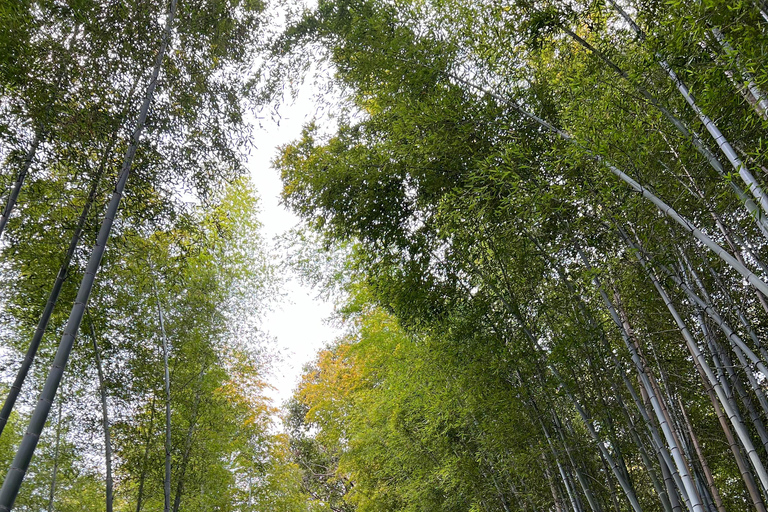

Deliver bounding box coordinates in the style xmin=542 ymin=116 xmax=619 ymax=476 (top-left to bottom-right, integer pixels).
xmin=247 ymin=88 xmax=343 ymax=407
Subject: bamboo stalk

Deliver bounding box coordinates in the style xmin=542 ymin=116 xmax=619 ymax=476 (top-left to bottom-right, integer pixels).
xmin=152 ymin=278 xmax=173 ymax=512
xmin=87 ymin=312 xmax=113 ymax=512
xmin=605 ymin=0 xmax=768 ymax=220
xmin=625 ymin=236 xmax=768 ymax=494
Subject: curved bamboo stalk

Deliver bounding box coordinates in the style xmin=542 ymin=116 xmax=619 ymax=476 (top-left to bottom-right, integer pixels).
xmin=559 ymin=25 xmax=768 ymax=237
xmin=443 ymin=69 xmax=768 ymax=299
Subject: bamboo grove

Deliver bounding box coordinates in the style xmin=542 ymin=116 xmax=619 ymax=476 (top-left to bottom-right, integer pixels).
xmin=274 ymin=0 xmax=768 ymax=511
xmin=0 ymin=1 xmax=307 ymax=511
xmin=4 ymin=0 xmax=768 ymax=511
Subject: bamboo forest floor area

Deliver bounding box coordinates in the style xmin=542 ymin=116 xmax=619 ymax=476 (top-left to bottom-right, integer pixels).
xmin=2 ymin=0 xmax=768 ymax=511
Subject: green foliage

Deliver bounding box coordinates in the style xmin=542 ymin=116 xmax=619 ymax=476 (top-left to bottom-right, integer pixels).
xmin=277 ymin=0 xmax=768 ymax=510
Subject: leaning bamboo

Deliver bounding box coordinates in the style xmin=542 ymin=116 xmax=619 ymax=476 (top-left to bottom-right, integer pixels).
xmin=709 ymin=27 xmax=768 ymax=121
xmin=576 ymin=248 xmax=701 ymax=512
xmin=443 ymin=69 xmax=768 ymax=299
xmin=46 ymin=400 xmax=62 ymax=512
xmin=605 ymin=0 xmax=768 ymax=219
xmin=0 ymin=134 xmax=114 ymax=439
xmin=0 ymin=24 xmax=82 ymax=241
xmin=626 ymin=239 xmax=768 ymax=493
xmin=560 ymin=25 xmax=768 ymax=237
xmin=0 ymin=0 xmax=178 ymax=508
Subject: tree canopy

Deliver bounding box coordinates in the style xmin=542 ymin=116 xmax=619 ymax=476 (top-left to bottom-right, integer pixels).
xmin=2 ymin=0 xmax=768 ymax=511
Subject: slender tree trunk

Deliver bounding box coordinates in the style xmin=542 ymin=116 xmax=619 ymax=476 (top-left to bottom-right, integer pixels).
xmin=0 ymin=23 xmax=82 ymax=241
xmin=135 ymin=397 xmax=156 ymax=512
xmin=609 ymin=365 xmax=673 ymax=512
xmin=730 ymin=341 xmax=768 ymax=422
xmin=698 ymin=353 xmax=766 ymax=511
xmin=706 ymin=329 xmax=768 ymax=453
xmin=0 ymin=134 xmax=40 ymax=240
xmin=152 ymin=279 xmax=172 ymax=512
xmin=757 ymin=0 xmax=768 ymax=22
xmin=464 ymin=444 xmax=513 ymax=512
xmin=459 ymin=72 xmax=768 ymax=298
xmin=694 ymin=244 xmax=768 ymax=368
xmin=560 ymin=23 xmax=768 ymax=236
xmin=677 ymin=397 xmax=725 ymax=512
xmin=539 ymin=418 xmax=583 ymax=512
xmin=655 ymin=242 xmax=768 ymax=422
xmin=523 ymin=327 xmax=644 ymax=512
xmin=598 ymin=450 xmax=623 ymax=512
xmin=0 ymin=58 xmax=140 ymax=439
xmin=446 ymin=68 xmax=768 ymax=297
xmin=552 ymin=412 xmax=603 ymax=512
xmin=536 ymin=244 xmax=673 ymax=512
xmin=484 ymin=244 xmax=647 ymax=512
xmin=0 ymin=1 xmax=178 ymax=508
xmin=709 ymin=27 xmax=768 ymax=120
xmin=172 ymin=375 xmax=203 ymax=512
xmin=46 ymin=400 xmax=62 ymax=512
xmin=620 ymin=303 xmax=693 ymax=512
xmin=543 ymin=452 xmax=566 ymax=512
xmin=86 ymin=312 xmax=113 ymax=512
xmin=605 ymin=0 xmax=768 ymax=219
xmin=624 ymin=236 xmax=768 ymax=494
xmin=576 ymin=248 xmax=701 ymax=512
xmin=665 ymin=258 xmax=768 ymax=381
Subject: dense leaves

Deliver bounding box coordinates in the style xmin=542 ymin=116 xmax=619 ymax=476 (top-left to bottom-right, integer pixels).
xmin=277 ymin=0 xmax=768 ymax=510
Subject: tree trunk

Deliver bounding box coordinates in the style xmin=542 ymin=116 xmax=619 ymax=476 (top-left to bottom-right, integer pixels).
xmin=709 ymin=27 xmax=768 ymax=120
xmin=698 ymin=354 xmax=766 ymax=511
xmin=706 ymin=329 xmax=768 ymax=453
xmin=0 ymin=133 xmax=40 ymax=240
xmin=447 ymin=68 xmax=768 ymax=296
xmin=577 ymin=248 xmax=701 ymax=512
xmin=625 ymin=236 xmax=768 ymax=494
xmin=560 ymin=23 xmax=768 ymax=236
xmin=135 ymin=397 xmax=156 ymax=512
xmin=153 ymin=279 xmax=172 ymax=512
xmin=543 ymin=452 xmax=565 ymax=512
xmin=172 ymin=373 xmax=203 ymax=512
xmin=46 ymin=400 xmax=62 ymax=512
xmin=552 ymin=412 xmax=603 ymax=512
xmin=0 ymin=22 xmax=83 ymax=240
xmin=605 ymin=0 xmax=768 ymax=218
xmin=677 ymin=397 xmax=725 ymax=512
xmin=86 ymin=312 xmax=113 ymax=512
xmin=522 ymin=325 xmax=644 ymax=512
xmin=0 ymin=134 xmax=112 ymax=439
xmin=539 ymin=418 xmax=583 ymax=512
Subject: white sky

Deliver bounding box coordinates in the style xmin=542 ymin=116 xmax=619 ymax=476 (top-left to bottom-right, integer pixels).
xmin=247 ymin=90 xmax=342 ymax=407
